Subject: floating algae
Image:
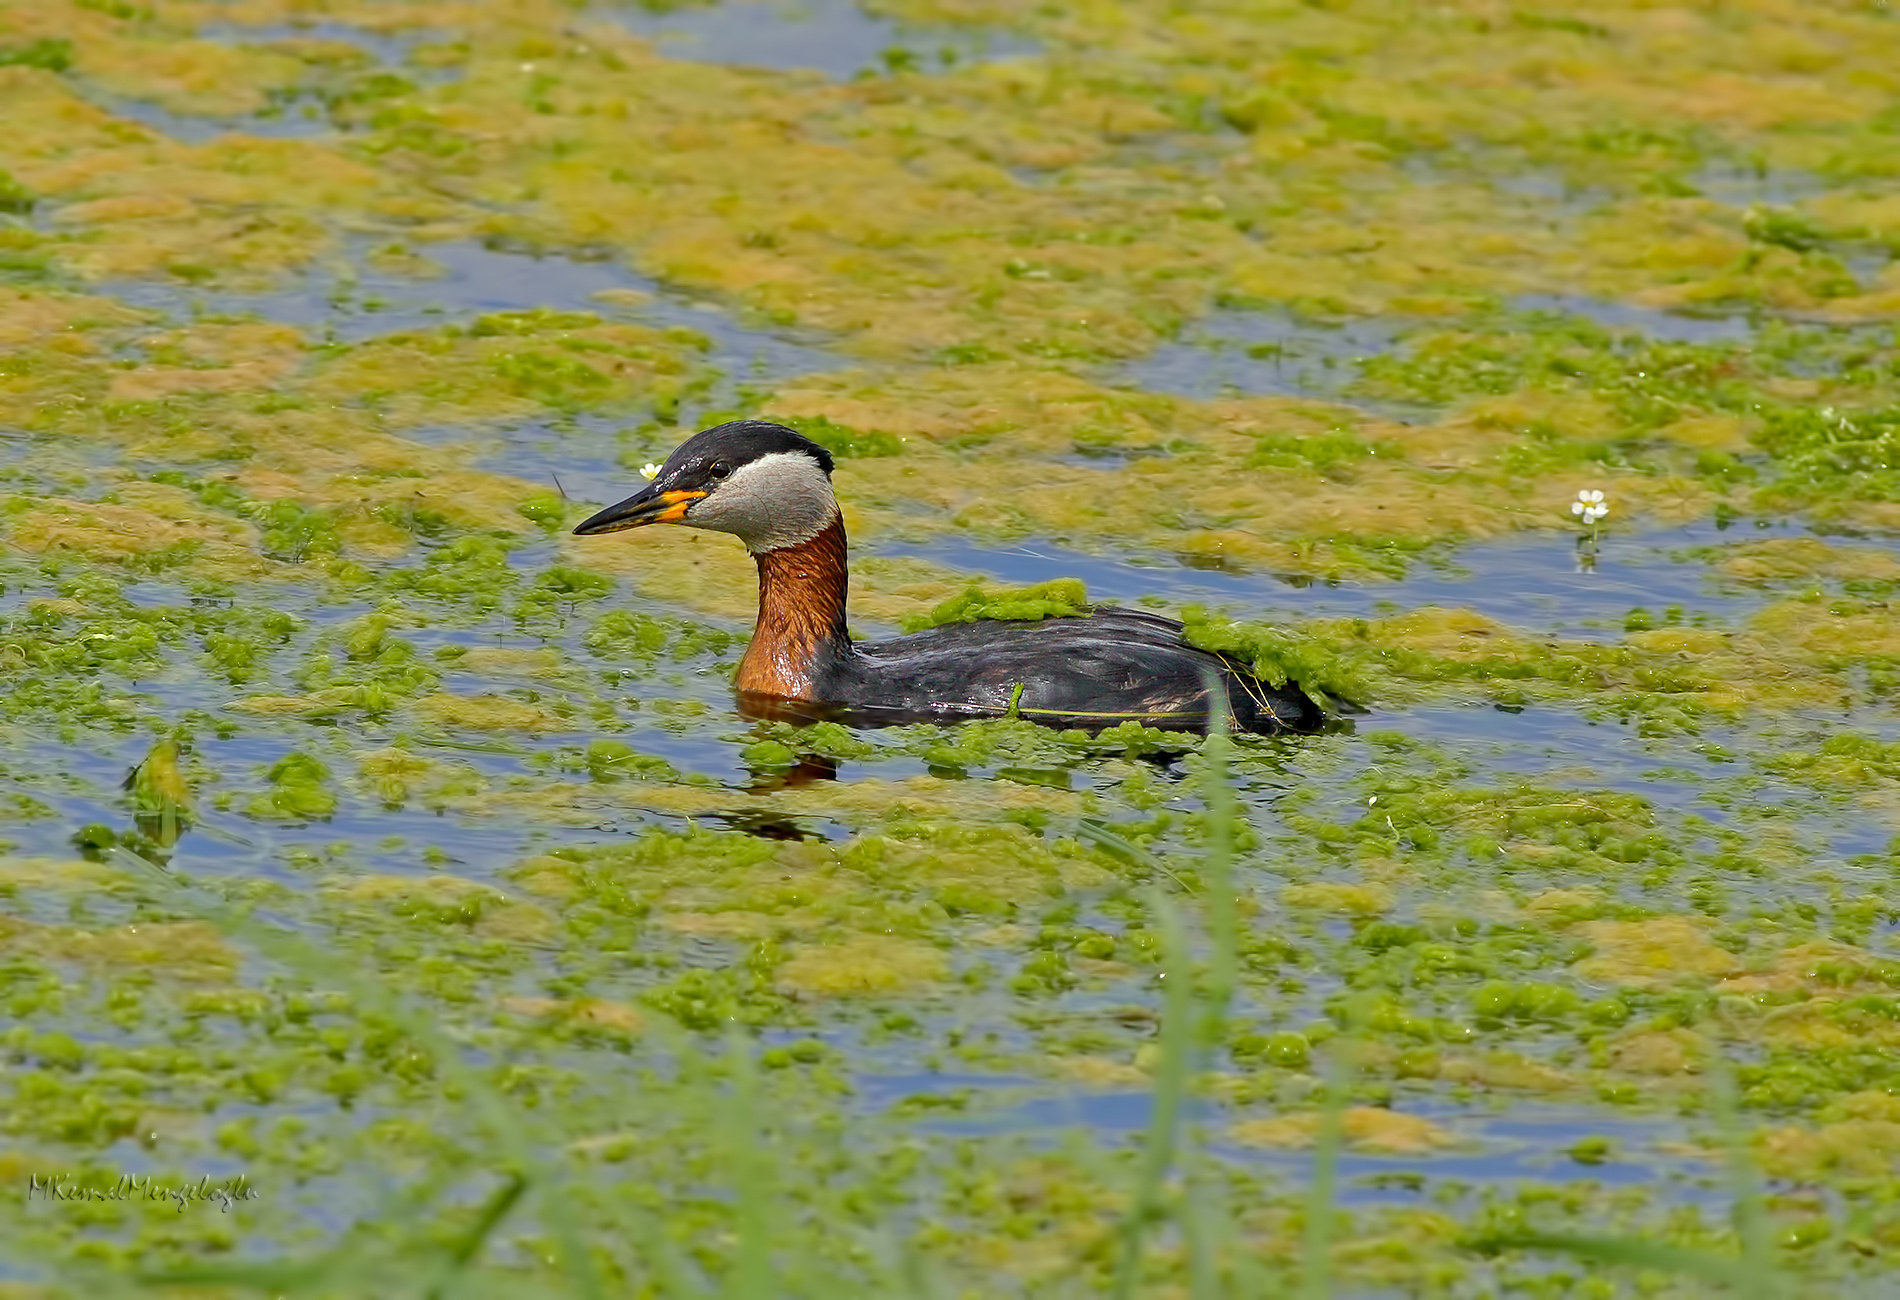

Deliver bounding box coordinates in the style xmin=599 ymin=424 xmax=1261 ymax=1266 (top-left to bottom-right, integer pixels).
xmin=6 ymin=0 xmax=1900 ymax=1291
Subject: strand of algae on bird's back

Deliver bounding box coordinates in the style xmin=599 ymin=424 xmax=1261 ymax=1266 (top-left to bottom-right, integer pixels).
xmin=895 ymin=576 xmax=1367 ymax=710
xmin=898 ymin=577 xmax=1092 ymax=631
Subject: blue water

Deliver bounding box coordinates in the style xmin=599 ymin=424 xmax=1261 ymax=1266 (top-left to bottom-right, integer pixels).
xmin=609 ymin=0 xmax=1038 ymax=80
xmin=873 ymin=517 xmax=1824 ymax=636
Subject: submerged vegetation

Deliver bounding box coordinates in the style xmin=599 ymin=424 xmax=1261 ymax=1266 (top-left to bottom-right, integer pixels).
xmin=3 ymin=0 xmax=1900 ymax=1294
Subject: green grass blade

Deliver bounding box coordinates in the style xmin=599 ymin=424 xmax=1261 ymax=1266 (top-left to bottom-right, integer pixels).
xmin=1180 ymin=674 xmax=1242 ymax=1298
xmin=1112 ymin=895 xmax=1197 ymax=1300
xmin=1495 ymin=1231 xmax=1779 ymax=1289
xmin=1706 ymin=1050 xmax=1777 ymax=1297
xmin=724 ymin=1030 xmax=774 ymax=1300
xmin=1195 ymin=694 xmax=1239 ymax=1032
xmin=1178 ymin=1159 xmax=1223 ymax=1300
xmin=1299 ymin=1056 xmax=1348 ymax=1300
xmin=422 ymin=1171 xmax=529 ymax=1300
xmin=1075 ymin=817 xmax=1196 ymax=894
xmin=133 ymin=1260 xmax=366 ymax=1294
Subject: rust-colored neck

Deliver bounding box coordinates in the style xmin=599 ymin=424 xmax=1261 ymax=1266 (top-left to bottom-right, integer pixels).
xmin=735 ymin=514 xmax=851 ymax=700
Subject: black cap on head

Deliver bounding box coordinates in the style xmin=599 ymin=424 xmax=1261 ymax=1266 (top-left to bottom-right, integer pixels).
xmin=679 ymin=420 xmax=834 ymax=477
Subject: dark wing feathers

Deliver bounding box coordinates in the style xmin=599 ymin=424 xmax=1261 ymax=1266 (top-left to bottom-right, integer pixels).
xmin=831 ymin=607 xmax=1320 ymax=735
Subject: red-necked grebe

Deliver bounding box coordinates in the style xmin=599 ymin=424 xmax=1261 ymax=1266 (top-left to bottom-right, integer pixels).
xmin=573 ymin=420 xmax=1323 ymax=735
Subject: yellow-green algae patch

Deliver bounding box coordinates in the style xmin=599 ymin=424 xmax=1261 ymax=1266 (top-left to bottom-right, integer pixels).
xmin=840 ymin=823 xmax=1113 ymax=899
xmin=659 ymin=910 xmax=788 ymax=941
xmin=1719 ymin=538 xmax=1900 ymax=584
xmin=6 ymin=493 xmax=265 ymax=574
xmin=153 ymin=0 xmax=1886 ymax=345
xmin=1436 ymin=1053 xmax=1574 ymax=1095
xmin=302 ymin=315 xmax=705 ymax=427
xmin=1281 ymin=881 xmax=1393 ymax=916
xmin=1603 ymin=1029 xmax=1708 ymax=1079
xmin=0 ymin=856 xmax=133 ymax=893
xmin=327 ymin=871 xmax=506 ymax=908
xmin=7 ymin=0 xmax=1885 ymax=564
xmin=464 ymin=773 xmax=1086 ymax=828
xmin=31 ymin=920 xmax=239 ymax=982
xmin=0 ymin=70 xmax=438 ymax=285
xmin=454 ymin=646 xmax=566 ymax=678
xmin=230 ymin=690 xmax=369 ymax=719
xmin=760 ymin=367 xmax=1585 ymax=565
xmin=1759 ymin=1095 xmax=1900 ymax=1181
xmin=775 ymin=933 xmax=950 ymax=998
xmin=1049 ymin=1055 xmax=1151 ymax=1089
xmin=499 ymin=995 xmax=646 ymax=1037
xmin=327 ymin=874 xmax=558 ymax=942
xmin=412 ymin=691 xmax=576 ymax=732
xmin=559 ymin=526 xmax=762 ymax=623
xmin=1573 ymin=917 xmax=1740 ymax=991
xmin=9 ymin=0 xmax=1900 ymax=1289
xmin=1231 ymin=1108 xmax=1457 ymax=1156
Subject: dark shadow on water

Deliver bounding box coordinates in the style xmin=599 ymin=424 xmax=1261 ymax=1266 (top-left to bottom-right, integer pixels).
xmin=744 ymin=751 xmax=839 ymax=791
xmin=609 ymin=0 xmax=1038 ymax=80
xmin=712 ymin=810 xmax=826 ymax=840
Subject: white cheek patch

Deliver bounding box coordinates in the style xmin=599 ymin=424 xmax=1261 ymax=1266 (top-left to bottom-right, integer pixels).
xmin=684 ymin=451 xmax=838 ymax=552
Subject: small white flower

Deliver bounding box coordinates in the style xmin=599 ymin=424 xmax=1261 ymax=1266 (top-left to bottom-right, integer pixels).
xmin=639 ymin=462 xmax=662 ymax=480
xmin=1570 ymin=488 xmax=1609 ymax=526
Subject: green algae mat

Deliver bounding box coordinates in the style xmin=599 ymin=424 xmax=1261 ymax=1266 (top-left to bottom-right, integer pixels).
xmin=6 ymin=0 xmax=1900 ymax=1294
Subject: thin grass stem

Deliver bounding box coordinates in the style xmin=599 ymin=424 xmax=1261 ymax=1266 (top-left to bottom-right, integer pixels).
xmin=1112 ymin=896 xmax=1197 ymax=1300
xmin=725 ymin=1029 xmax=775 ymax=1300
xmin=1299 ymin=1055 xmax=1348 ymax=1300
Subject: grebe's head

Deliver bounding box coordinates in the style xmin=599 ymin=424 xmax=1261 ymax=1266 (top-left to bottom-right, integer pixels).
xmin=572 ymin=420 xmax=837 ymax=553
